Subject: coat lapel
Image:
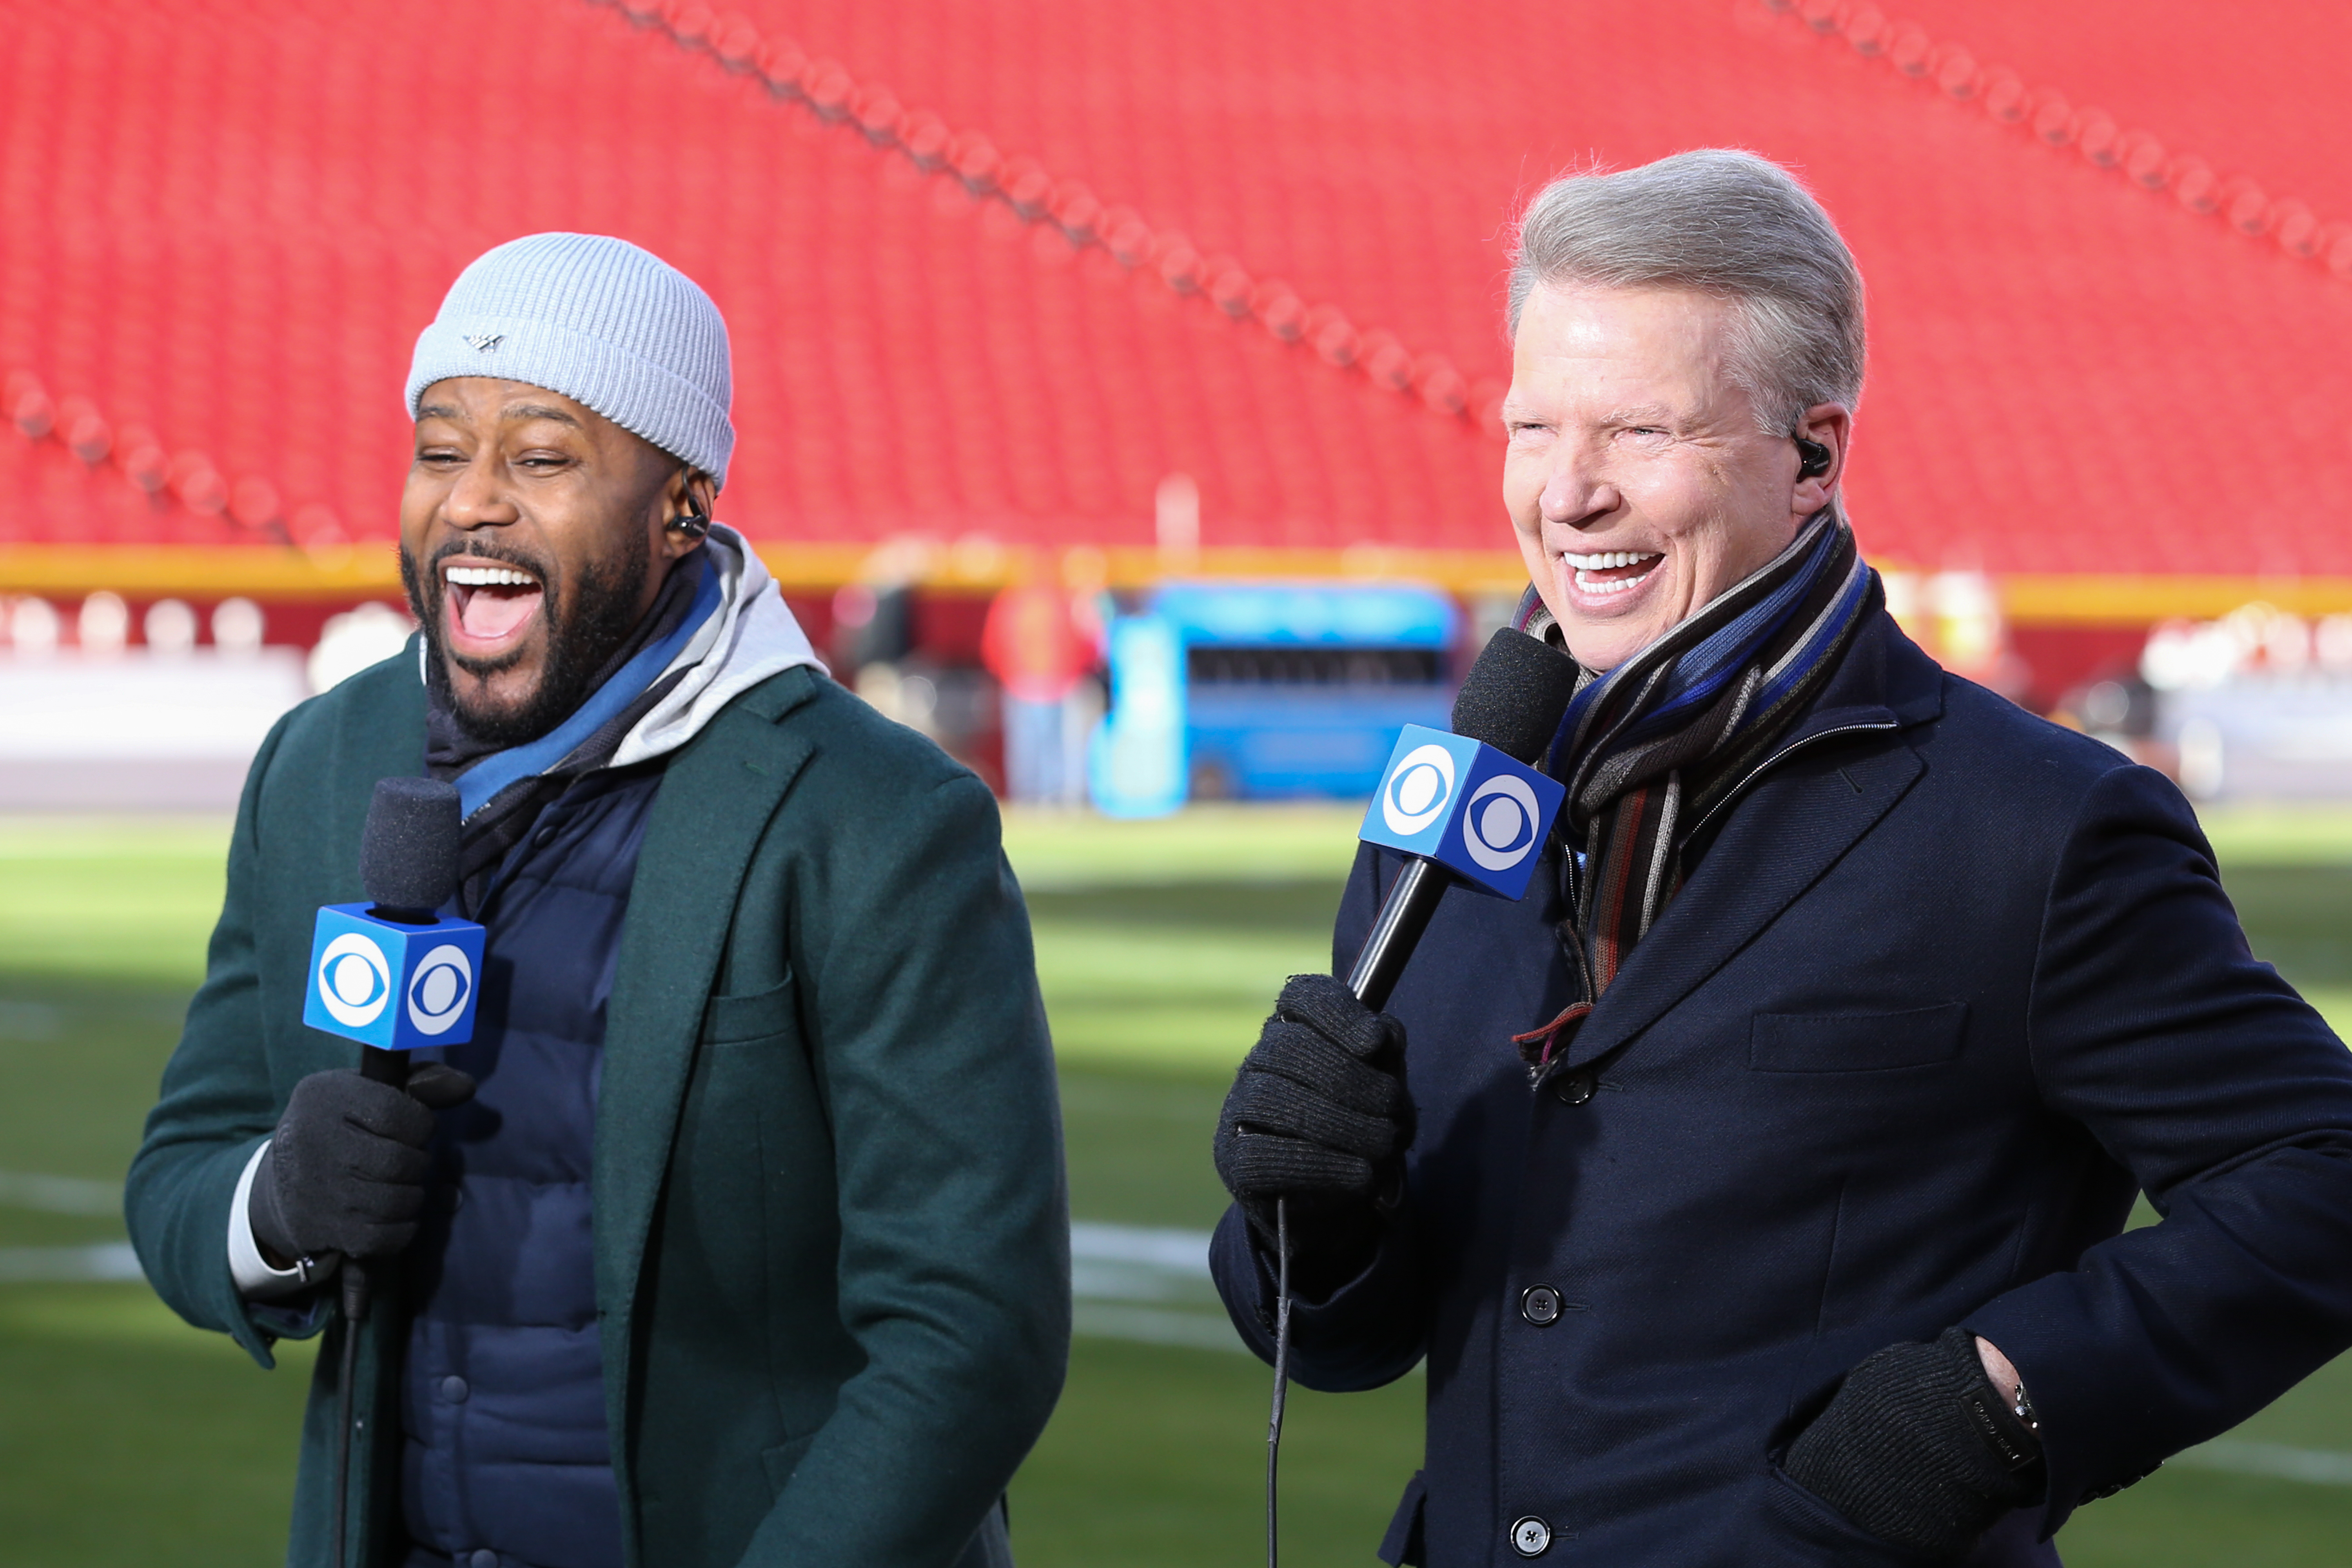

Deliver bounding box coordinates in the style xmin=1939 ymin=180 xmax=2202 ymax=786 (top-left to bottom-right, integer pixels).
xmin=1552 ymin=718 xmax=1924 ymax=1074
xmin=593 ymin=670 xmax=822 ymax=1379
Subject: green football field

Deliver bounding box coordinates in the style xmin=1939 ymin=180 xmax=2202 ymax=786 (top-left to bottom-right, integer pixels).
xmin=4 ymin=803 xmax=2352 ymax=1565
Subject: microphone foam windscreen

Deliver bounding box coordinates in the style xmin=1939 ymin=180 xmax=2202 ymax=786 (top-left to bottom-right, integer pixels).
xmin=1451 ymin=627 xmax=1583 ymax=764
xmin=361 ymin=776 xmax=462 ymax=914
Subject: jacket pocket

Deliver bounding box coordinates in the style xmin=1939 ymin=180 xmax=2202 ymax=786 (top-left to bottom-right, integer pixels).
xmin=1378 ymin=1469 xmax=1427 ymax=1566
xmin=702 ymin=972 xmax=798 ymax=1045
xmin=1749 ymin=1002 xmax=1967 ymax=1073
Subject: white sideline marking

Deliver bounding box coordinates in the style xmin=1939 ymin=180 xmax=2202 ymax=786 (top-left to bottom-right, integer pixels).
xmin=1069 ymin=1222 xmax=1243 ymax=1353
xmin=2178 ymin=1439 xmax=2352 ymax=1486
xmin=0 ymin=1171 xmax=122 ymax=1216
xmin=1070 ymin=1221 xmax=1212 ymax=1274
xmin=0 ymin=1243 xmax=144 ymax=1283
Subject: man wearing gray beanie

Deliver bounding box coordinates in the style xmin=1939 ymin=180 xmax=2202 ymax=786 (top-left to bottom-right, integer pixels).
xmin=128 ymin=233 xmax=1070 ymax=1568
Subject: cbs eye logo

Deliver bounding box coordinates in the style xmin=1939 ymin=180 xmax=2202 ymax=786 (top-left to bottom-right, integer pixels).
xmin=1381 ymin=744 xmax=1459 ymax=836
xmin=406 ymin=945 xmax=474 ymax=1036
xmin=1463 ymin=776 xmax=1543 ymax=871
xmin=316 ymin=934 xmax=393 ymax=1027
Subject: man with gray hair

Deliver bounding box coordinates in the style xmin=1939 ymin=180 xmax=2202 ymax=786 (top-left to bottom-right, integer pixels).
xmin=1212 ymin=151 xmax=2352 ymax=1564
xmin=130 ymin=233 xmax=1069 ymax=1568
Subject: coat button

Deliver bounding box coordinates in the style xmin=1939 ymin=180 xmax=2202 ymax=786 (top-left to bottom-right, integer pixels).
xmin=1510 ymin=1515 xmax=1553 ymax=1556
xmin=1521 ymin=1285 xmax=1564 ymax=1326
xmin=1552 ymin=1069 xmax=1595 ymax=1105
xmin=470 ymin=1551 xmax=498 ymax=1568
xmin=438 ymin=1375 xmax=470 ymax=1404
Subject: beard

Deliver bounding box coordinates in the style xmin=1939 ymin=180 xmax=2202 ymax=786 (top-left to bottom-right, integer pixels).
xmin=400 ymin=537 xmax=651 ymax=747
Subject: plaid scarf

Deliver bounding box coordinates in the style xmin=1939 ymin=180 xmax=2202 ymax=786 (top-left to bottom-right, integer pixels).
xmin=1512 ymin=513 xmax=1872 ymax=1068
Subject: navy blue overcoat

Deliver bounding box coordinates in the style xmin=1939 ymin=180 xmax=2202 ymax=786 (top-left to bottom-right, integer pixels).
xmin=1212 ymin=606 xmax=2352 ymax=1566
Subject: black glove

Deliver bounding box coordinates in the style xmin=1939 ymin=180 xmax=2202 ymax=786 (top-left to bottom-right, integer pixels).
xmin=1213 ymin=974 xmax=1410 ymax=1288
xmin=248 ymin=1064 xmax=476 ymax=1271
xmin=1783 ymin=1325 xmax=2043 ymax=1561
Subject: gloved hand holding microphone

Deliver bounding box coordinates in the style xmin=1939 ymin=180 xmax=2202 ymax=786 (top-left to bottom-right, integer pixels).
xmin=257 ymin=777 xmax=484 ymax=1289
xmin=247 ymin=1059 xmax=475 ymax=1278
xmin=1215 ymin=627 xmax=1581 ymax=1292
xmin=1213 ymin=972 xmax=1411 ymax=1294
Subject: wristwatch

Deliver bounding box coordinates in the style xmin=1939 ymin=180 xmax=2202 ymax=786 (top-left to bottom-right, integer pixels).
xmin=2011 ymin=1379 xmax=2038 ymax=1434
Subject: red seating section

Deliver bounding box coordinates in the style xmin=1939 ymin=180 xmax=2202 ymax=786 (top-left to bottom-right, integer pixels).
xmin=3 ymin=0 xmax=2348 ymax=573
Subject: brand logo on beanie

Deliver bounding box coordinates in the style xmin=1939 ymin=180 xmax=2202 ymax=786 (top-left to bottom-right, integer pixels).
xmin=461 ymin=332 xmax=503 ymax=352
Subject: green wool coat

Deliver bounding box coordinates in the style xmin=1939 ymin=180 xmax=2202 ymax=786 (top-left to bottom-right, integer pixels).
xmin=125 ymin=650 xmax=1071 ymax=1568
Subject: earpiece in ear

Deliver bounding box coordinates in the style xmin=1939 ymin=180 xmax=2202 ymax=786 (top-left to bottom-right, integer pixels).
xmin=1794 ymin=437 xmax=1833 ymax=481
xmin=667 ymin=466 xmax=712 ymax=539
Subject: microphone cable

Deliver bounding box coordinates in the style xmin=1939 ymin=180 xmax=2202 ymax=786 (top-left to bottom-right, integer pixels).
xmin=334 ymin=1043 xmax=402 ymax=1568
xmin=1254 ymin=627 xmax=1579 ymax=1566
xmin=334 ymin=1264 xmax=370 ymax=1568
xmin=1265 ymin=1199 xmax=1293 ymax=1568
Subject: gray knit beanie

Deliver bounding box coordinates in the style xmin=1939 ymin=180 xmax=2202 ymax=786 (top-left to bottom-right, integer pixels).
xmin=405 ymin=233 xmax=735 ymax=488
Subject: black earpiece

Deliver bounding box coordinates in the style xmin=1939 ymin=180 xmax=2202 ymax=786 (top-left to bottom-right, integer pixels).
xmin=668 ymin=466 xmax=712 ymax=539
xmin=1794 ymin=436 xmax=1833 ymax=481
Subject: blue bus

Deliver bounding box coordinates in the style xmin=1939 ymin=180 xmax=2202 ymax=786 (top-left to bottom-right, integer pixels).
xmin=1089 ymin=581 xmax=1459 ymax=814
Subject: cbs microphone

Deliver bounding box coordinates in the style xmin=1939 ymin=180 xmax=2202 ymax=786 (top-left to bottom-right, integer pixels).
xmin=1344 ymin=627 xmax=1581 ymax=1008
xmin=301 ymin=778 xmax=478 ymax=1568
xmin=301 ymin=776 xmax=479 ymax=1328
xmin=304 ymin=777 xmax=483 ymax=1085
xmin=1259 ymin=627 xmax=1583 ymax=1568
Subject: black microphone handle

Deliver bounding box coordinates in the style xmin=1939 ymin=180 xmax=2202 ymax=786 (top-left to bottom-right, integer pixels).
xmin=339 ymin=1047 xmax=408 ymax=1325
xmin=359 ymin=1043 xmax=409 ymax=1089
xmin=1343 ymin=857 xmax=1449 ymax=1011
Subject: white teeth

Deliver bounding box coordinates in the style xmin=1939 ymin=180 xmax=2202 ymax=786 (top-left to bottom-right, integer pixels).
xmin=1561 ymin=550 xmax=1662 ymax=571
xmin=444 ymin=565 xmax=538 ymax=588
xmin=1564 ymin=550 xmax=1662 ymax=594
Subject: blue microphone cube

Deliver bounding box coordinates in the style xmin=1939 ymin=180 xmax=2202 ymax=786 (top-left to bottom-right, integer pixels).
xmin=1359 ymin=724 xmax=1568 ymax=900
xmin=302 ymin=904 xmax=486 ymax=1050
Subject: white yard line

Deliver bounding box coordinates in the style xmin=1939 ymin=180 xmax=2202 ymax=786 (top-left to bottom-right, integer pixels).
xmin=14 ymin=1192 xmax=2341 ymax=1453
xmin=0 ymin=1242 xmax=143 ymax=1283
xmin=1070 ymin=1222 xmax=1244 ymax=1352
xmin=0 ymin=1171 xmax=123 ymax=1216
xmin=2176 ymin=1438 xmax=2352 ymax=1486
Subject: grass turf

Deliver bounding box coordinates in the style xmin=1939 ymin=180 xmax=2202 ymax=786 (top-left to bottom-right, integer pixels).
xmin=4 ymin=802 xmax=2352 ymax=1564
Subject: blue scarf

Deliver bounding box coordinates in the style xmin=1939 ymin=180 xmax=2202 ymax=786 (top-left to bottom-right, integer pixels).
xmin=1514 ymin=514 xmax=1872 ymax=1066
xmin=425 ymin=556 xmax=723 ymax=909
xmin=452 ymin=564 xmax=720 ymax=820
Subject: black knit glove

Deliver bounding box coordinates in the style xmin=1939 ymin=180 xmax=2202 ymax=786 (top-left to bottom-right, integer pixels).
xmin=248 ymin=1065 xmax=476 ymax=1270
xmin=1213 ymin=975 xmax=1410 ymax=1290
xmin=1784 ymin=1326 xmax=2043 ymax=1561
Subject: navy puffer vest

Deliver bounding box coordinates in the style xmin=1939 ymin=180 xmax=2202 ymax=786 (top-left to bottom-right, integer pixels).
xmin=399 ymin=764 xmax=663 ymax=1568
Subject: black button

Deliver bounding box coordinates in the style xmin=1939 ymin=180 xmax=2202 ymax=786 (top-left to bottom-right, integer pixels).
xmin=1552 ymin=1069 xmax=1595 ymax=1106
xmin=437 ymin=1375 xmax=469 ymax=1404
xmin=1521 ymin=1285 xmax=1563 ymax=1326
xmin=534 ymin=824 xmax=558 ymax=847
xmin=1510 ymin=1515 xmax=1553 ymax=1557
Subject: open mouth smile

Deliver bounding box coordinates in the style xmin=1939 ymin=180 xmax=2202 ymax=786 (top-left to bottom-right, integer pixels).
xmin=1560 ymin=550 xmax=1664 ymax=599
xmin=442 ymin=558 xmax=546 ymax=654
